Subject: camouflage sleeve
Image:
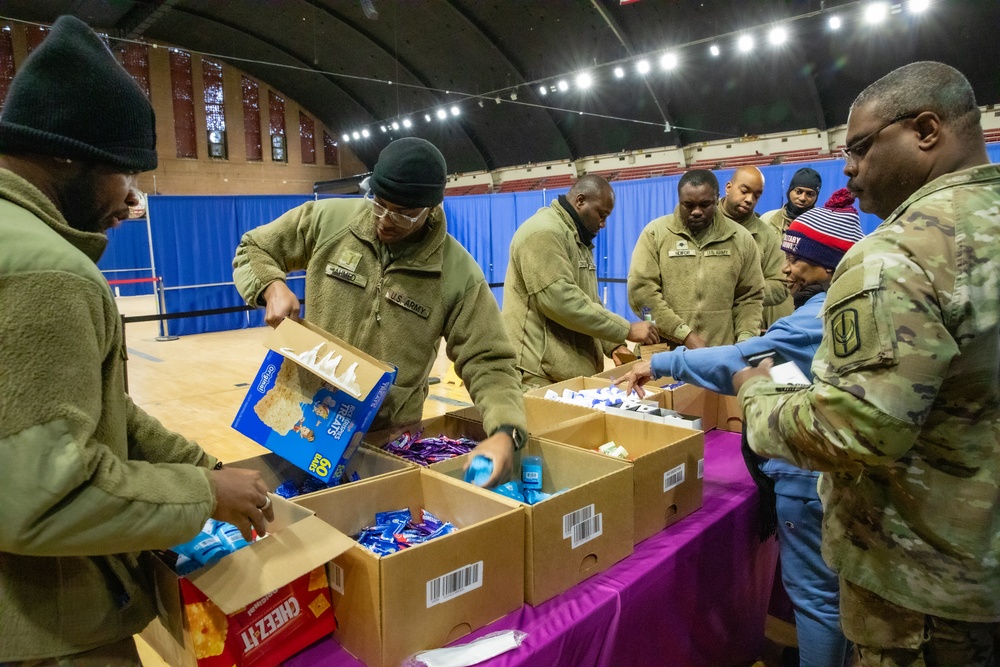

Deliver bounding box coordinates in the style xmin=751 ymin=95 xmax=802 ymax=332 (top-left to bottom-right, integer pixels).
xmin=738 ymin=225 xmax=958 ymax=472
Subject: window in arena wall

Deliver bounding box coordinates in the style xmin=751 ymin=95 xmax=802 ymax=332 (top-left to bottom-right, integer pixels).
xmin=24 ymin=25 xmax=49 ymax=53
xmin=169 ymin=49 xmax=197 ymax=159
xmin=323 ymin=131 xmax=339 ymax=167
xmin=203 ymin=60 xmax=227 ymax=159
xmin=242 ymin=76 xmax=262 ymax=161
xmin=0 ymin=26 xmax=13 ymax=110
xmin=268 ymin=90 xmax=287 ymax=162
xmin=116 ymin=42 xmax=151 ymax=99
xmin=300 ymin=112 xmax=315 ymax=164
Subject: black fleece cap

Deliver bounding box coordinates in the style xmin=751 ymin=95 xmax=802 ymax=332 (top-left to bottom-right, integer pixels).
xmin=787 ymin=168 xmax=822 ymax=198
xmin=0 ymin=16 xmax=157 ymax=172
xmin=370 ymin=137 xmax=446 ymax=208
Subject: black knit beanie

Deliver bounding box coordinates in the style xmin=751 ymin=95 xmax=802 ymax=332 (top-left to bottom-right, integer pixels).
xmin=0 ymin=16 xmax=157 ymax=172
xmin=370 ymin=138 xmax=446 ymax=208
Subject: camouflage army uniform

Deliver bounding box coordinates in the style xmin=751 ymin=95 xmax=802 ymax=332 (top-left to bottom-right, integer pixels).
xmin=739 ymin=164 xmax=1000 ymax=661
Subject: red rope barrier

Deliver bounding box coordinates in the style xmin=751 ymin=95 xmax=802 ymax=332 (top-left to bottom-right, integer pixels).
xmin=107 ymin=277 xmax=160 ymax=286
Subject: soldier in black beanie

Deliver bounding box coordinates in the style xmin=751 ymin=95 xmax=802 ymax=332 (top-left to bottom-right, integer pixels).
xmin=0 ymin=16 xmax=274 ymax=664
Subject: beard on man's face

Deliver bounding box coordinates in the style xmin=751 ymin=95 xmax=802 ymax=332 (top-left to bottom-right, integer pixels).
xmin=56 ymin=168 xmax=114 ymax=234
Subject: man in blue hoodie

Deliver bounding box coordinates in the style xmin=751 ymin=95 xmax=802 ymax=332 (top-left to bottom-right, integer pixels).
xmin=617 ymin=189 xmax=864 ymax=667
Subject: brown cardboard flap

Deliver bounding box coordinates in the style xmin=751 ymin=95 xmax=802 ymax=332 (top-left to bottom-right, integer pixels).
xmin=187 ymin=495 xmax=354 ymax=614
xmin=265 ymin=318 xmax=395 ymax=399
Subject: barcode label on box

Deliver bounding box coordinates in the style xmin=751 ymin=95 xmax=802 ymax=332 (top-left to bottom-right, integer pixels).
xmin=330 ymin=562 xmax=345 ymax=595
xmin=563 ymin=504 xmax=595 ymax=538
xmin=698 ymin=458 xmax=704 ymax=479
xmin=663 ymin=464 xmax=685 ymax=491
xmin=570 ymin=513 xmax=603 ymax=549
xmin=426 ymin=561 xmax=483 ymax=608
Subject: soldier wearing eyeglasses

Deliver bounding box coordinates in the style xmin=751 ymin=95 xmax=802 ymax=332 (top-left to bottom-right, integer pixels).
xmin=735 ymin=61 xmax=1000 ymax=666
xmin=234 ymin=138 xmax=527 ymax=487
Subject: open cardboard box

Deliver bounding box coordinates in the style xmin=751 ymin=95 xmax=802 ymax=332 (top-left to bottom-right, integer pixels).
xmin=591 ymin=366 xmax=719 ymax=431
xmin=294 ymin=468 xmax=525 ymax=667
xmin=363 ymin=413 xmax=488 ymax=466
xmin=429 ymin=437 xmax=634 ymax=606
xmin=538 ymin=413 xmax=704 ymax=544
xmin=232 ymin=318 xmax=396 ymax=483
xmin=140 ymin=495 xmax=354 ymax=667
xmin=447 ymin=394 xmax=596 ymax=438
xmin=717 ymin=393 xmax=744 ymax=432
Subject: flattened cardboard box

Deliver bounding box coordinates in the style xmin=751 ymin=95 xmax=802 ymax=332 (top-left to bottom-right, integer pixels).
xmin=229 ymin=446 xmax=413 ymax=495
xmin=430 ymin=437 xmax=634 ymax=606
xmin=232 ymin=318 xmax=396 ymax=482
xmin=446 ymin=395 xmax=594 ymax=439
xmin=539 ymin=412 xmax=704 ymax=544
xmin=294 ymin=468 xmax=525 ymax=667
xmin=363 ymin=413 xmax=488 ymax=465
xmin=141 ymin=495 xmax=354 ymax=667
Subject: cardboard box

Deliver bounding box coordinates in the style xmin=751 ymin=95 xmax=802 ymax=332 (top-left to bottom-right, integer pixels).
xmin=363 ymin=413 xmax=488 ymax=465
xmin=430 ymin=438 xmax=634 ymax=605
xmin=232 ymin=318 xmax=397 ymax=483
xmin=446 ymin=395 xmax=596 ymax=437
xmin=294 ymin=468 xmax=525 ymax=667
xmin=538 ymin=413 xmax=704 ymax=544
xmin=141 ymin=495 xmax=354 ymax=667
xmin=229 ymin=446 xmax=413 ymax=496
xmin=717 ymin=393 xmax=744 ymax=432
xmin=592 ymin=365 xmax=719 ymax=431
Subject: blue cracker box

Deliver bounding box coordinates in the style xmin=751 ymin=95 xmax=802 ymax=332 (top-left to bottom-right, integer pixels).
xmin=233 ymin=319 xmax=397 ymax=482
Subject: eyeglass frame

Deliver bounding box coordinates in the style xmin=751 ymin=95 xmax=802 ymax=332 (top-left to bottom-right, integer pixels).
xmin=841 ymin=112 xmax=920 ymax=161
xmin=364 ymin=193 xmax=429 ymax=230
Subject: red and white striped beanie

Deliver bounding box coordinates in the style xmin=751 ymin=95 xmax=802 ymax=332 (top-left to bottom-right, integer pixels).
xmin=781 ymin=188 xmax=863 ymax=270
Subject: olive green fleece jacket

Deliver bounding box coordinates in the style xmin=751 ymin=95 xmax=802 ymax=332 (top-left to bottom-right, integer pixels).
xmin=721 ymin=202 xmax=788 ymax=310
xmin=233 ymin=198 xmax=526 ymax=436
xmin=627 ymin=207 xmax=765 ymax=346
xmin=760 ymin=206 xmax=795 ymax=326
xmin=502 ymin=200 xmax=631 ymax=383
xmin=0 ymin=169 xmax=217 ymax=660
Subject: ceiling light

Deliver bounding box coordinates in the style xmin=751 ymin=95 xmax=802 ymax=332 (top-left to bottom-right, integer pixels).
xmin=613 ymin=66 xmax=625 ymax=78
xmin=659 ymin=52 xmax=678 ymax=70
xmin=709 ymin=44 xmax=720 ymax=57
xmin=737 ymin=34 xmax=754 ymax=52
xmin=342 ymin=133 xmax=350 ymax=142
xmin=576 ymin=72 xmax=593 ymax=89
xmin=352 ymin=131 xmax=360 ymax=140
xmin=768 ymin=26 xmax=787 ymax=45
xmin=557 ymin=79 xmax=569 ymax=92
xmin=424 ymin=114 xmax=432 ymax=122
xmin=380 ymin=125 xmax=387 ymax=132
xmin=909 ymin=0 xmax=930 ymax=12
xmin=829 ymin=15 xmax=842 ymax=30
xmin=361 ymin=129 xmax=370 ymax=138
xmin=402 ymin=118 xmax=412 ymax=128
xmin=538 ymin=85 xmax=547 ymax=96
xmin=864 ymin=2 xmax=890 ymax=24
xmin=391 ymin=122 xmax=399 ymax=130
xmin=450 ymin=105 xmax=460 ymax=116
xmin=436 ymin=109 xmax=447 ymax=120
xmin=636 ymin=59 xmax=651 ymax=74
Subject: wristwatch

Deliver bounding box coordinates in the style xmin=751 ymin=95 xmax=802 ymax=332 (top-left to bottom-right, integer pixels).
xmin=492 ymin=424 xmax=525 ymax=451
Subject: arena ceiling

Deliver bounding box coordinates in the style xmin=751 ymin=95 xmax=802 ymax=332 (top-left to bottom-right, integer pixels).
xmin=4 ymin=0 xmax=999 ymax=174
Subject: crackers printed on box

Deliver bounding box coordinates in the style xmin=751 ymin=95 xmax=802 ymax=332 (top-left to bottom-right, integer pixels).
xmin=308 ymin=594 xmax=331 ymax=619
xmin=185 ymin=600 xmax=228 ymax=658
xmin=307 ymin=566 xmax=328 ymax=591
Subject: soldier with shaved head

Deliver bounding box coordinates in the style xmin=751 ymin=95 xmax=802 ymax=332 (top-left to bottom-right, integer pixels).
xmin=735 ymin=61 xmax=1000 ymax=665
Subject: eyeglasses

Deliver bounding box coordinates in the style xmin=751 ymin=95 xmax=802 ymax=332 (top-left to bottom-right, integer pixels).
xmin=841 ymin=112 xmax=919 ymax=161
xmin=364 ymin=193 xmax=428 ymax=230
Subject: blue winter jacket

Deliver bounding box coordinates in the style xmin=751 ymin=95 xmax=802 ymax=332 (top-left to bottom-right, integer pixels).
xmin=650 ymin=291 xmax=825 ymax=500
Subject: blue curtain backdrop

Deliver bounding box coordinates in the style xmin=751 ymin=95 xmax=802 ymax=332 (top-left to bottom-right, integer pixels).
xmin=117 ymin=152 xmax=1000 ymax=337
xmin=98 ymin=218 xmax=156 ymax=296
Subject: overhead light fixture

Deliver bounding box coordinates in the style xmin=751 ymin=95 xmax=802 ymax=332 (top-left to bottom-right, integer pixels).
xmin=576 ymin=72 xmax=593 ymax=89
xmin=342 ymin=133 xmax=350 ymax=142
xmin=402 ymin=118 xmax=412 ymax=128
xmin=613 ymin=66 xmax=625 ymax=78
xmin=450 ymin=105 xmax=460 ymax=116
xmin=659 ymin=52 xmax=678 ymax=70
xmin=709 ymin=44 xmax=720 ymax=57
xmin=829 ymin=15 xmax=842 ymax=30
xmin=864 ymin=2 xmax=890 ymax=24
xmin=737 ymin=34 xmax=754 ymax=52
xmin=361 ymin=129 xmax=370 ymax=138
xmin=380 ymin=125 xmax=387 ymax=132
xmin=424 ymin=114 xmax=432 ymax=122
xmin=478 ymin=99 xmax=485 ymax=107
xmin=510 ymin=91 xmax=518 ymax=101
xmin=436 ymin=109 xmax=447 ymax=120
xmin=352 ymin=131 xmax=360 ymax=140
xmin=391 ymin=122 xmax=399 ymax=130
xmin=557 ymin=79 xmax=569 ymax=92
xmin=768 ymin=26 xmax=787 ymax=45
xmin=909 ymin=0 xmax=930 ymax=12
xmin=538 ymin=85 xmax=547 ymax=96
xmin=636 ymin=59 xmax=651 ymax=74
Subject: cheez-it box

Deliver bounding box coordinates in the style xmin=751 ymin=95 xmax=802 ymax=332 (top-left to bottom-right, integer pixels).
xmin=232 ymin=318 xmax=397 ymax=482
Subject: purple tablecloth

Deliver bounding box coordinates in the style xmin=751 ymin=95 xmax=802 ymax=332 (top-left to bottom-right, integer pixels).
xmin=286 ymin=430 xmax=778 ymax=667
